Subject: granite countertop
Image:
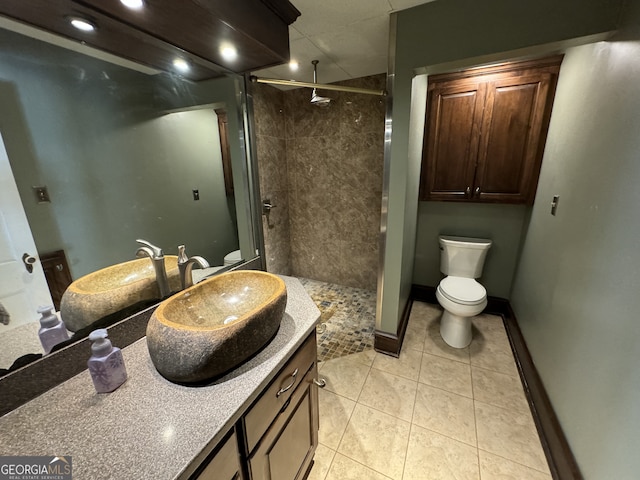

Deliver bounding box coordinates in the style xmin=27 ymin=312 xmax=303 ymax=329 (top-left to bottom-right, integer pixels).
xmin=0 ymin=276 xmax=320 ymax=479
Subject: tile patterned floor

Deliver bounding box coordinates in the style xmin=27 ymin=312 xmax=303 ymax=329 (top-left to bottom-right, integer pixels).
xmin=308 ymin=301 xmax=552 ymax=480
xmin=299 ymin=278 xmax=376 ymax=362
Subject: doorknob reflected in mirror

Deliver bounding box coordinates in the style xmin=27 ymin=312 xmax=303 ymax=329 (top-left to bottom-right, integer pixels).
xmin=22 ymin=253 xmax=37 ymax=274
xmin=262 ymin=199 xmax=276 ymax=215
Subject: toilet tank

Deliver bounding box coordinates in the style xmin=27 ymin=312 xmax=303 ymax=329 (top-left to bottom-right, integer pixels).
xmin=439 ymin=235 xmax=492 ymax=278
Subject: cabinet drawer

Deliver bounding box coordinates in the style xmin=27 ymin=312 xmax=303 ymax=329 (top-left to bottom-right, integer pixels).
xmin=243 ymin=332 xmax=316 ymax=453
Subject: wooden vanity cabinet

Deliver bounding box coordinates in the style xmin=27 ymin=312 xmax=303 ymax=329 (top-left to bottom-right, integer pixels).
xmin=248 ymin=365 xmax=319 ymax=480
xmin=242 ymin=332 xmax=319 ymax=480
xmin=193 ymin=332 xmax=319 ymax=480
xmin=420 ymin=56 xmax=563 ymax=204
xmin=193 ymin=429 xmax=244 ymax=480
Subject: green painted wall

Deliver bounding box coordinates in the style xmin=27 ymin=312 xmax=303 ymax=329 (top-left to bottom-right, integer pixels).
xmin=414 ymin=202 xmax=527 ymax=298
xmin=388 ymin=0 xmax=640 ymax=475
xmin=382 ymin=0 xmax=623 ymax=333
xmin=510 ymin=15 xmax=640 ymax=477
xmin=0 ymin=28 xmax=246 ymax=278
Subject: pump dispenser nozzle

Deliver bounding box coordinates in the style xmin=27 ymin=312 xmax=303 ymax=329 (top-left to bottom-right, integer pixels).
xmin=89 ymin=329 xmax=113 ymax=357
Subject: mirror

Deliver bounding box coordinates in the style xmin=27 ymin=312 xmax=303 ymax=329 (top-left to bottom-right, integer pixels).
xmin=0 ymin=22 xmax=259 ymax=373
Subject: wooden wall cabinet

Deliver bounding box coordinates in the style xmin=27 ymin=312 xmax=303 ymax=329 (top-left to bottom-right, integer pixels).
xmin=420 ymin=56 xmax=563 ymax=204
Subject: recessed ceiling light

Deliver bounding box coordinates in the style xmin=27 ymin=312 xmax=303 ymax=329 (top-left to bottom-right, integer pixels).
xmin=68 ymin=16 xmax=97 ymax=32
xmin=172 ymin=58 xmax=190 ymax=73
xmin=120 ymin=0 xmax=145 ymax=9
xmin=289 ymin=61 xmax=299 ymax=71
xmin=219 ymin=43 xmax=238 ymax=62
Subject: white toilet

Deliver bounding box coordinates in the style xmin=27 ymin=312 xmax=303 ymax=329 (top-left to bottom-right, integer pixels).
xmin=223 ymin=249 xmax=242 ymax=266
xmin=436 ymin=235 xmax=492 ymax=348
xmin=223 ymin=249 xmax=259 ymax=266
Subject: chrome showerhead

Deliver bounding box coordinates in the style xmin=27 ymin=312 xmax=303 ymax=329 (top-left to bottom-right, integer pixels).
xmin=310 ymin=60 xmax=331 ymax=107
xmin=311 ymin=88 xmax=331 ymax=107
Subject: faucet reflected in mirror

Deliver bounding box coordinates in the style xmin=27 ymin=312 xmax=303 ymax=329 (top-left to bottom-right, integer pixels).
xmin=178 ymin=245 xmax=211 ymax=290
xmin=0 ymin=22 xmax=260 ymax=377
xmin=136 ymin=239 xmax=171 ymax=299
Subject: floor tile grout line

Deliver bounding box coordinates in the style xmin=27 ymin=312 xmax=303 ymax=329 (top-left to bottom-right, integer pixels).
xmin=407 ymin=422 xmax=483 ymax=451
xmin=470 ymin=364 xmax=482 ymax=480
xmin=349 ymin=387 xmax=416 ymax=425
xmin=369 ymin=364 xmax=420 ymax=383
xmin=473 ymin=396 xmax=549 ymax=465
xmin=331 ymin=451 xmax=395 ymax=480
xmin=332 ymin=362 xmax=372 ymax=465
xmin=413 ymin=377 xmax=475 ymax=400
xmin=420 ymin=349 xmax=472 ymax=367
xmin=477 ymin=447 xmax=553 ymax=476
xmin=316 ymin=444 xmax=337 ymax=480
xmin=341 ymin=384 xmax=408 ymax=480
xmin=402 ymin=325 xmax=427 ymax=480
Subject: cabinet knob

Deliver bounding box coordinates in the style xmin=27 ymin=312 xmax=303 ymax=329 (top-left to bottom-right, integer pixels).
xmin=465 ymin=186 xmax=470 ymax=197
xmin=475 ymin=186 xmax=481 ymax=196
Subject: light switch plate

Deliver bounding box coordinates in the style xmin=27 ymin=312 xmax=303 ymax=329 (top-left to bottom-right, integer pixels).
xmin=551 ymin=195 xmax=559 ymax=215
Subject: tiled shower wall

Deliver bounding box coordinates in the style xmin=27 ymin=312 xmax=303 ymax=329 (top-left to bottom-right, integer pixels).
xmin=254 ymin=74 xmax=385 ymax=290
xmin=253 ymin=83 xmax=292 ymax=275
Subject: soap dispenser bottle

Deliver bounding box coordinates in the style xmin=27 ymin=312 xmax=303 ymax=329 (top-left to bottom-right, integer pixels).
xmin=87 ymin=329 xmax=127 ymax=393
xmin=38 ymin=306 xmax=69 ymax=354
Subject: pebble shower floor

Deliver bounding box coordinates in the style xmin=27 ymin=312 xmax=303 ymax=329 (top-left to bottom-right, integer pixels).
xmin=299 ymin=278 xmax=376 ymax=362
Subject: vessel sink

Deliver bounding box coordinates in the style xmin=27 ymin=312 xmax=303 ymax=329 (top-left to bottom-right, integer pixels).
xmin=61 ymin=256 xmax=181 ymax=332
xmin=146 ymin=270 xmax=287 ymax=384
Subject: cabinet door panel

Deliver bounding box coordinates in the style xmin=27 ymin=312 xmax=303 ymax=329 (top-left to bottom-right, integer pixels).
xmin=194 ymin=429 xmax=243 ymax=480
xmin=475 ymin=73 xmax=552 ymax=203
xmin=420 ymin=82 xmax=484 ymax=201
xmin=244 ymin=333 xmax=316 ymax=454
xmin=249 ymin=367 xmax=318 ymax=480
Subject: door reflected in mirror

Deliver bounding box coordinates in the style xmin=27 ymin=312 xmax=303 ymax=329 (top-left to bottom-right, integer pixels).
xmin=0 ymin=23 xmax=257 ymax=373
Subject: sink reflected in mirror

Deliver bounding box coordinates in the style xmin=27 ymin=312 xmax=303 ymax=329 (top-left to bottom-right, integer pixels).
xmin=146 ymin=271 xmax=286 ymax=384
xmin=0 ymin=19 xmax=261 ymax=375
xmin=60 ymin=256 xmax=182 ymax=332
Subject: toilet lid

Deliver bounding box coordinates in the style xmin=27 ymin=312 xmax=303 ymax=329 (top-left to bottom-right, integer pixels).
xmin=438 ymin=277 xmax=486 ymax=305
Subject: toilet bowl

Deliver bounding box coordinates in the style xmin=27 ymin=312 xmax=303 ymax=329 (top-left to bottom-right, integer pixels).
xmin=224 ymin=249 xmax=259 ymax=266
xmin=436 ymin=236 xmax=492 ymax=348
xmin=224 ymin=249 xmax=242 ymax=266
xmin=436 ymin=277 xmax=487 ymax=348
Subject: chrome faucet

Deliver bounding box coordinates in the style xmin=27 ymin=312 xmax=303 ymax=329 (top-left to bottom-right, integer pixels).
xmin=136 ymin=239 xmax=171 ymax=298
xmin=177 ymin=245 xmax=210 ymax=290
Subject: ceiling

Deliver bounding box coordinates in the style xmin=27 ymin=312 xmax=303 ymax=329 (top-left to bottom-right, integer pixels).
xmin=252 ymin=0 xmax=436 ymax=87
